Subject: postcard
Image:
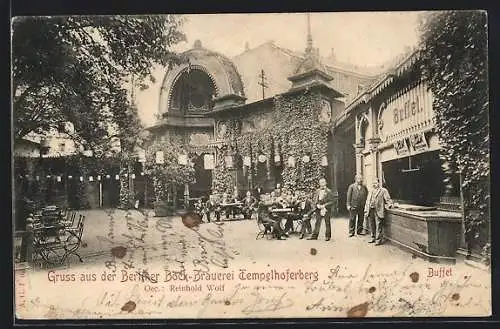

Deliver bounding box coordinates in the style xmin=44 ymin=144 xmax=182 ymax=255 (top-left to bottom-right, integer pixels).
xmin=12 ymin=11 xmax=490 ymax=320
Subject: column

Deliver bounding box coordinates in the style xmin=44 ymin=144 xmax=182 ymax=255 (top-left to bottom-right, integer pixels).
xmin=368 ymin=138 xmax=381 ymax=183
xmin=354 ymin=144 xmax=364 ymax=175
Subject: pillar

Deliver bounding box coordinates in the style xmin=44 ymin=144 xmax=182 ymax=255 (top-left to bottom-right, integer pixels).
xmin=368 ymin=138 xmax=381 ymax=183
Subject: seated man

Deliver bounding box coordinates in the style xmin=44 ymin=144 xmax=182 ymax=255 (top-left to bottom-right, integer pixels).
xmin=194 ymin=198 xmax=206 ymax=222
xmin=241 ymin=191 xmax=257 ymax=219
xmin=206 ymin=194 xmax=221 ymax=222
xmin=258 ymin=195 xmax=288 ymax=240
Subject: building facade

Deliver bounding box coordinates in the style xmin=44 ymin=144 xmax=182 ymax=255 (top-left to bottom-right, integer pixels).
xmin=148 ymin=25 xmax=379 ymax=211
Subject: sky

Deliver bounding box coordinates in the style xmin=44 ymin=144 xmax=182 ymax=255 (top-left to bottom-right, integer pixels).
xmin=136 ymin=12 xmax=423 ymax=126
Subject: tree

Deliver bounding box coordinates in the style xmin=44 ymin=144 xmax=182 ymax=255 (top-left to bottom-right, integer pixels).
xmin=418 ymin=11 xmax=489 ymax=262
xmin=12 ymin=15 xmax=186 ymax=150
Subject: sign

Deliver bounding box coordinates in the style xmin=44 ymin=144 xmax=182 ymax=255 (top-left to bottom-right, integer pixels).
xmin=204 ymin=154 xmax=215 ymax=170
xmin=155 ymin=151 xmax=164 ymax=164
xmin=379 ymin=83 xmax=434 ymax=142
xmin=393 ymin=139 xmax=410 ymax=156
xmin=409 ymin=132 xmax=429 ymax=152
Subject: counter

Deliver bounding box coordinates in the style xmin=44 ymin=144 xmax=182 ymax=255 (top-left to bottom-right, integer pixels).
xmin=385 ymin=206 xmax=462 ymax=263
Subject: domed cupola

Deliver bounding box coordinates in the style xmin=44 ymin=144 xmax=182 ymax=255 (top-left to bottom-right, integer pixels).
xmin=158 ymin=40 xmax=246 ymax=117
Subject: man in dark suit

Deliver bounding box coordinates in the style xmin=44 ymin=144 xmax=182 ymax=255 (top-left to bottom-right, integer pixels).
xmin=308 ymin=178 xmax=335 ymax=241
xmin=241 ymin=191 xmax=257 ymax=219
xmin=346 ymin=174 xmax=368 ymax=237
xmin=364 ymin=180 xmax=393 ymax=245
xmin=296 ymin=192 xmax=314 ymax=239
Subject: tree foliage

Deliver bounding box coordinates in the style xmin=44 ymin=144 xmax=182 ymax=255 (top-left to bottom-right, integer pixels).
xmin=12 ymin=15 xmax=186 ymax=151
xmin=418 ymin=11 xmax=489 ymax=253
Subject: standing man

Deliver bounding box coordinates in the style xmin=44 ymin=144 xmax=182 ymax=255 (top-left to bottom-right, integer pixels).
xmin=346 ymin=174 xmax=368 ymax=237
xmin=364 ymin=180 xmax=393 ymax=245
xmin=242 ymin=191 xmax=257 ymax=219
xmin=308 ymin=178 xmax=335 ymax=241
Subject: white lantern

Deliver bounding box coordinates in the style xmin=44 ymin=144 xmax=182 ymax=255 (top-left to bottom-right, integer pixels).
xmin=321 ymin=156 xmax=328 ymax=167
xmin=36 ymin=176 xmax=40 ymax=181
xmin=131 ymin=174 xmax=136 ymax=179
xmin=225 ymin=155 xmax=233 ymax=168
xmin=274 ymin=155 xmax=281 ymax=163
xmin=204 ymin=154 xmax=215 ymax=170
xmin=115 ymin=175 xmax=120 ymax=180
xmin=106 ymin=174 xmax=111 ymax=179
xmin=137 ymin=148 xmax=146 ymax=163
xmin=97 ymin=175 xmax=101 ymax=181
xmin=89 ymin=176 xmax=94 ymax=182
xmin=46 ymin=175 xmax=51 ymax=179
xmin=68 ymin=175 xmax=72 ymax=180
xmin=287 ymin=156 xmax=296 ymax=168
xmin=302 ymin=155 xmax=310 ymax=163
xmin=155 ymin=151 xmax=165 ymax=164
xmin=80 ymin=176 xmax=84 ymax=182
xmin=258 ymin=154 xmax=267 ymax=163
xmin=56 ymin=176 xmax=61 ymax=182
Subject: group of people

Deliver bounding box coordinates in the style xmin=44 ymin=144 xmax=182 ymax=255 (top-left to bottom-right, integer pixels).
xmin=346 ymin=174 xmax=393 ymax=245
xmin=192 ymin=174 xmax=392 ymax=245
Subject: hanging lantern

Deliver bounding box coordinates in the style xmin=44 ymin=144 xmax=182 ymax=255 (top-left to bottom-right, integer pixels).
xmin=106 ymin=174 xmax=111 ymax=179
xmin=137 ymin=148 xmax=146 ymax=163
xmin=56 ymin=176 xmax=61 ymax=182
xmin=155 ymin=151 xmax=165 ymax=164
xmin=80 ymin=176 xmax=84 ymax=182
xmin=36 ymin=176 xmax=40 ymax=181
xmin=321 ymin=156 xmax=328 ymax=167
xmin=204 ymin=154 xmax=215 ymax=170
xmin=97 ymin=175 xmax=101 ymax=181
xmin=225 ymin=155 xmax=233 ymax=168
xmin=140 ymin=172 xmax=144 ymax=176
xmin=274 ymin=154 xmax=281 ymax=163
xmin=258 ymin=154 xmax=267 ymax=163
xmin=115 ymin=175 xmax=120 ymax=180
xmin=302 ymin=155 xmax=310 ymax=163
xmin=68 ymin=175 xmax=72 ymax=180
xmin=178 ymin=154 xmax=188 ymax=165
xmin=89 ymin=176 xmax=94 ymax=182
xmin=131 ymin=174 xmax=136 ymax=179
xmin=46 ymin=175 xmax=51 ymax=179
xmin=243 ymin=156 xmax=251 ymax=167
xmin=287 ymin=156 xmax=296 ymax=168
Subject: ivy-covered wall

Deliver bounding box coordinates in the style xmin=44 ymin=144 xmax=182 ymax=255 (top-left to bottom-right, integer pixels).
xmin=214 ymin=90 xmax=331 ymax=198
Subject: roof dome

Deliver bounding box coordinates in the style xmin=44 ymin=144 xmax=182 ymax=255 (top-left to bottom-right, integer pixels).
xmin=158 ymin=43 xmax=245 ymax=115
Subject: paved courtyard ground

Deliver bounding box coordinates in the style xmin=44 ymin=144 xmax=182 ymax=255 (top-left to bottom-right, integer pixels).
xmin=16 ymin=209 xmax=492 ymax=320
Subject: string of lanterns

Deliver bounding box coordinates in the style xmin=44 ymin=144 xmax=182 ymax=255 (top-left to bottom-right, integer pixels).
xmin=16 ymin=172 xmax=145 ymax=182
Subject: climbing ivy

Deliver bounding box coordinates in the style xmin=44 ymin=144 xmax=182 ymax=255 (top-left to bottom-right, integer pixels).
xmin=419 ymin=11 xmax=489 ymax=262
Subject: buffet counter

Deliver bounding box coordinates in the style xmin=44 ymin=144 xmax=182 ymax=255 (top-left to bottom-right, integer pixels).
xmin=385 ymin=204 xmax=462 ymax=263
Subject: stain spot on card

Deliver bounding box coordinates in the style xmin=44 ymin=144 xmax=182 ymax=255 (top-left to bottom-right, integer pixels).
xmin=111 ymin=246 xmax=127 ymax=259
xmin=409 ymin=272 xmax=419 ymax=283
xmin=347 ymin=302 xmax=369 ymax=317
xmin=310 ymin=248 xmax=317 ymax=255
xmin=464 ymin=275 xmax=469 ymax=279
xmin=368 ymin=286 xmax=376 ymax=293
xmin=451 ymin=293 xmax=460 ymax=301
xmin=182 ymin=212 xmax=202 ymax=228
xmin=412 ymin=254 xmax=417 ymax=259
xmin=121 ymin=301 xmax=136 ymax=313
xmin=224 ymin=300 xmax=231 ymax=306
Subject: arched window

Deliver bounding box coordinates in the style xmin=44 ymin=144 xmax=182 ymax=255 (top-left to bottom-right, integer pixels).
xmin=171 ymin=68 xmax=217 ymax=113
